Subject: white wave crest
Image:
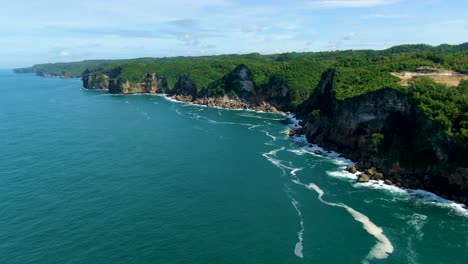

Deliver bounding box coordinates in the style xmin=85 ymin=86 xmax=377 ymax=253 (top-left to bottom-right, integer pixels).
xmin=289 ymin=135 xmax=355 ymax=166
xmin=287 ymin=114 xmax=468 ymax=218
xmin=407 ymin=189 xmax=468 ymax=217
xmin=260 ymin=130 xmax=277 ymax=141
xmin=327 ymin=170 xmax=358 ymax=180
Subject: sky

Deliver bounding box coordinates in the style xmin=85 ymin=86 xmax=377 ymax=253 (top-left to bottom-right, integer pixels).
xmin=1 ymin=0 xmax=467 ymax=68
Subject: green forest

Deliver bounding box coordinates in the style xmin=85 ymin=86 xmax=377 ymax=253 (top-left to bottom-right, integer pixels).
xmin=15 ymin=43 xmax=468 ymax=140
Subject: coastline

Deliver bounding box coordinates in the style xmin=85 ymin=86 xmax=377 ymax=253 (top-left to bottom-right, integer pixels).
xmin=12 ymin=72 xmax=468 ymax=216
xmin=284 ymin=114 xmax=468 ymax=217
xmin=104 ymin=90 xmax=468 ymax=216
xmin=162 ymin=93 xmax=287 ymax=114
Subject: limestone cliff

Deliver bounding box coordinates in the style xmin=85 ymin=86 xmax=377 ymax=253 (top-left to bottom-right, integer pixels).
xmin=82 ymin=71 xmax=110 ymax=90
xmin=199 ymin=64 xmax=255 ymax=99
xmin=196 ymin=64 xmax=292 ymax=111
xmin=78 ymin=64 xmax=467 ymax=204
xmin=108 ymin=74 xmax=167 ymax=94
xmin=170 ymin=74 xmax=197 ymax=98
xmin=301 ymin=69 xmax=468 ymax=204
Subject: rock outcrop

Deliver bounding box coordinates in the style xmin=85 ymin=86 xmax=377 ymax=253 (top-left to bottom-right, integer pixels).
xmin=35 ymin=71 xmax=71 ymax=78
xmin=168 ymin=65 xmax=282 ymax=112
xmin=82 ymin=71 xmax=110 ymax=90
xmin=200 ymin=64 xmax=255 ymax=99
xmin=170 ymin=74 xmax=197 ymax=98
xmin=260 ymin=77 xmax=293 ymax=110
xmin=105 ymin=73 xmax=168 ymax=94
xmin=302 ymin=69 xmax=468 ymax=205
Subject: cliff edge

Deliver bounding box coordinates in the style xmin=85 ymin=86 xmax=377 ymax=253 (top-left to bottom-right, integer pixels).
xmin=300 ymin=70 xmax=468 ymax=204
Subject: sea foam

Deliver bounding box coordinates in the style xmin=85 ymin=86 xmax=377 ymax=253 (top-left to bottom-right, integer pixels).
xmin=305 ymin=182 xmax=394 ymax=262
xmin=286 ymin=114 xmax=468 ymax=217
xmin=290 ymin=198 xmax=305 ymax=259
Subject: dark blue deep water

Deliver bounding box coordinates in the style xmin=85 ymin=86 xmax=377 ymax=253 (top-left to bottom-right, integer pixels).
xmin=0 ymin=70 xmax=467 ymax=263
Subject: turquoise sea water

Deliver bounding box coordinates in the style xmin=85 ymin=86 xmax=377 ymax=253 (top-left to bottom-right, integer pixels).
xmin=0 ymin=69 xmax=467 ymax=264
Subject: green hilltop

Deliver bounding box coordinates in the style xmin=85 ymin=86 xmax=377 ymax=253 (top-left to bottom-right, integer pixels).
xmin=15 ymin=43 xmax=468 ymax=139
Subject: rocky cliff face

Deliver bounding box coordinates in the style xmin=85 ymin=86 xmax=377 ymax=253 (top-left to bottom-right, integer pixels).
xmin=83 ymin=64 xmax=291 ymax=111
xmin=170 ymin=74 xmax=197 ymax=98
xmin=261 ymin=78 xmax=293 ymax=110
xmin=200 ymin=64 xmax=255 ymax=99
xmin=102 ymin=73 xmax=168 ymax=94
xmin=35 ymin=71 xmax=71 ymax=78
xmin=78 ymin=64 xmax=468 ymax=204
xmin=196 ymin=64 xmax=292 ymax=111
xmin=82 ymin=72 xmax=110 ymax=90
xmin=302 ymin=70 xmax=468 ymax=205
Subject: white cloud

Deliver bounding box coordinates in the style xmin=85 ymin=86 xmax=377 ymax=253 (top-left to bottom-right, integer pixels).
xmin=361 ymin=13 xmax=410 ymax=19
xmin=58 ymin=50 xmax=70 ymax=57
xmin=268 ymin=34 xmax=295 ymax=40
xmin=281 ymin=23 xmax=299 ymax=30
xmin=242 ymin=24 xmax=270 ymax=33
xmin=343 ymin=32 xmax=358 ymax=40
xmin=177 ymin=34 xmax=199 ymax=46
xmin=304 ymin=0 xmax=398 ymax=8
xmin=200 ymin=44 xmax=217 ymax=49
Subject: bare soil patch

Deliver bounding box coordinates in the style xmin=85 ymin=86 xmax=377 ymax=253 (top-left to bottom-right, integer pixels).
xmin=392 ymin=71 xmax=468 ymax=86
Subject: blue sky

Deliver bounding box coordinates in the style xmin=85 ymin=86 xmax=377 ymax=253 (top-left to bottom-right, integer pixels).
xmin=1 ymin=0 xmax=467 ymax=67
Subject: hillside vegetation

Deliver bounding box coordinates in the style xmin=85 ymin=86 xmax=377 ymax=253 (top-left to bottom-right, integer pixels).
xmin=15 ymin=43 xmax=468 ymax=139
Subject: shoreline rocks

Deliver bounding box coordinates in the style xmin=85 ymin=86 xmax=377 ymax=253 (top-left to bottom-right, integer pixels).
xmin=172 ymin=94 xmax=282 ymax=113
xmin=282 ymin=128 xmax=304 ymax=137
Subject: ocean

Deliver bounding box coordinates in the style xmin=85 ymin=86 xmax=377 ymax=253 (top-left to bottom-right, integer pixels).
xmin=0 ymin=69 xmax=467 ymax=264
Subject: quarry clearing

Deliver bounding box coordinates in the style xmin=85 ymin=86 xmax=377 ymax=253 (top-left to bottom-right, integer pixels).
xmin=392 ymin=70 xmax=468 ymax=86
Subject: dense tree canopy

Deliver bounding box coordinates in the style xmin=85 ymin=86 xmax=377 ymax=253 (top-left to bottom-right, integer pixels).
xmin=15 ymin=43 xmax=468 ymax=139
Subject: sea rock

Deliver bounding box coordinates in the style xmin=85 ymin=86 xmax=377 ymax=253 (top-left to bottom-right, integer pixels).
xmin=365 ymin=167 xmax=377 ymax=176
xmin=357 ymin=174 xmax=370 ymax=182
xmin=373 ymin=172 xmax=384 ymax=180
xmin=385 ymin=179 xmax=393 ymax=185
xmin=314 ymin=150 xmax=323 ymax=155
xmin=283 ymin=128 xmax=303 ymax=137
xmin=346 ymin=166 xmax=357 ymax=174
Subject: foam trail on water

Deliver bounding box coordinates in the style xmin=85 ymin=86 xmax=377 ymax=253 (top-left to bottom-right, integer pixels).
xmin=290 ymin=197 xmax=305 ymax=258
xmin=292 ymin=179 xmax=394 ymax=263
xmin=404 ymin=213 xmax=427 ymax=264
xmin=291 ymin=168 xmax=302 ymax=176
xmin=307 ymin=183 xmax=393 ymax=262
xmin=247 ymin=124 xmax=261 ymax=130
xmin=262 ymin=147 xmax=286 ymax=174
xmin=260 ymin=130 xmax=277 ymax=141
xmin=175 ymin=109 xmax=184 ymax=117
xmin=236 ymin=113 xmax=284 ymax=121
xmin=262 ymin=147 xmax=302 ymax=178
